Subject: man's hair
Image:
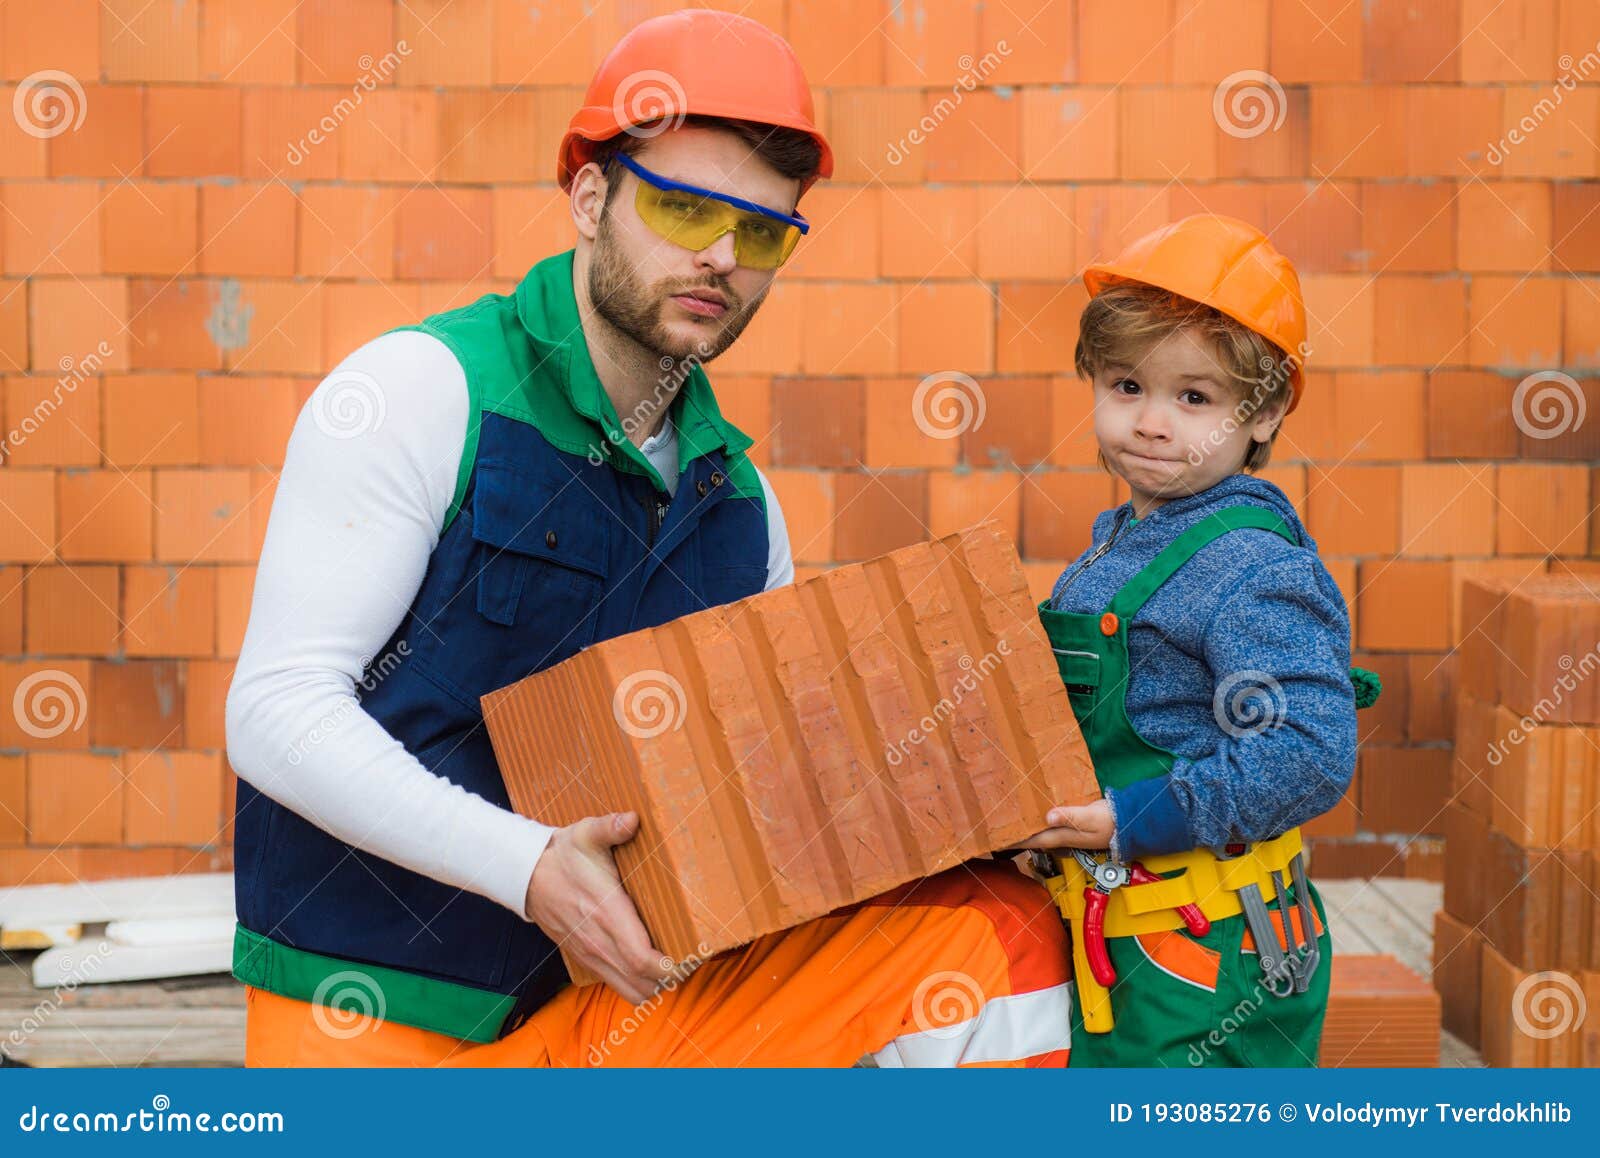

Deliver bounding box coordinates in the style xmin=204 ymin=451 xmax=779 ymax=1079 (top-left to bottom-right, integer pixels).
xmin=1074 ymin=281 xmax=1295 ymax=473
xmin=591 ymin=114 xmax=824 ymax=211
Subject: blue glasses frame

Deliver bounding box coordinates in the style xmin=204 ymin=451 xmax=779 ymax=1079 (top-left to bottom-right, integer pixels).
xmin=606 ymin=151 xmax=810 ymax=235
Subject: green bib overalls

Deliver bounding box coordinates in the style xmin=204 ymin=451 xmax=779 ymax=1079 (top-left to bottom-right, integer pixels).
xmin=1037 ymin=506 xmax=1334 ymax=1068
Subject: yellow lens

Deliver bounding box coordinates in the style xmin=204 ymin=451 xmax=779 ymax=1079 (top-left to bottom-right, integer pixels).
xmin=635 ymin=182 xmax=801 ymax=270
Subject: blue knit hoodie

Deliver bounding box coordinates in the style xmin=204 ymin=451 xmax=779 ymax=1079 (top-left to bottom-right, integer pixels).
xmin=1046 ymin=471 xmax=1357 ymax=861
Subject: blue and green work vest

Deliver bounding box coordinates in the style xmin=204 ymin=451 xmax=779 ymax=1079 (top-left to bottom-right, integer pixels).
xmin=231 ymin=250 xmax=775 ymax=1043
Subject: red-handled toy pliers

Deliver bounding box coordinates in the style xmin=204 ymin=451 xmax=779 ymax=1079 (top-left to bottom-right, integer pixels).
xmin=1071 ymin=850 xmax=1211 ymax=987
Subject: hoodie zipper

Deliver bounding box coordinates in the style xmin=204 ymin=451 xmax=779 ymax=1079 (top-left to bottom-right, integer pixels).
xmin=1055 ymin=506 xmax=1132 ymax=599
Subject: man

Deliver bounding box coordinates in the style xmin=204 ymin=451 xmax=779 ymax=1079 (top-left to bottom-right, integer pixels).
xmin=226 ymin=8 xmax=1071 ymax=1067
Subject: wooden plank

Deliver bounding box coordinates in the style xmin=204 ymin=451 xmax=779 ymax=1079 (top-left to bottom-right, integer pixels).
xmin=107 ymin=916 xmax=236 ymax=947
xmin=0 ymin=874 xmax=232 ymax=928
xmin=33 ymin=940 xmax=231 ymax=986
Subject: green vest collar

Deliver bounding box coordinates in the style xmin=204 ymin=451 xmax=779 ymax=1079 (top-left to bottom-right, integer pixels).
xmin=512 ymin=250 xmax=754 ymax=488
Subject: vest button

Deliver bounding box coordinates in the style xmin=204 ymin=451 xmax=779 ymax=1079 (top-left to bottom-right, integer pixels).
xmin=710 ymin=471 xmax=724 ymax=487
xmin=1099 ymin=611 xmax=1119 ymax=636
xmin=696 ymin=480 xmax=709 ymax=497
xmin=545 ymin=530 xmax=558 ymax=548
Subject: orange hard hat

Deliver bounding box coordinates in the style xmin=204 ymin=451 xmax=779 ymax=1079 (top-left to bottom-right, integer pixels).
xmin=558 ymin=8 xmax=833 ymax=196
xmin=1082 ymin=215 xmax=1309 ymax=413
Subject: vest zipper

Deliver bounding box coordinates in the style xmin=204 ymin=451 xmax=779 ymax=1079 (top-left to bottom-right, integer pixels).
xmin=1055 ymin=507 xmax=1131 ymax=599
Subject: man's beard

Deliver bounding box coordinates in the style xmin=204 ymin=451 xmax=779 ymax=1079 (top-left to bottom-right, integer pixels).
xmin=587 ymin=217 xmax=766 ymax=365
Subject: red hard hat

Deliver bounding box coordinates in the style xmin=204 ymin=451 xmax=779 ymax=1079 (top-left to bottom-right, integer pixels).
xmin=558 ymin=8 xmax=834 ymax=195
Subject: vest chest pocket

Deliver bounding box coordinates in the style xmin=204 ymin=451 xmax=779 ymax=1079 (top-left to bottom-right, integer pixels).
xmin=1052 ymin=646 xmax=1101 ymax=696
xmin=471 ymin=462 xmax=609 ymax=653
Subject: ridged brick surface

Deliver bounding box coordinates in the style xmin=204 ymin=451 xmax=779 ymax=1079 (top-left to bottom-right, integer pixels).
xmin=1319 ymin=954 xmax=1441 ymax=1068
xmin=482 ymin=520 xmax=1097 ymax=980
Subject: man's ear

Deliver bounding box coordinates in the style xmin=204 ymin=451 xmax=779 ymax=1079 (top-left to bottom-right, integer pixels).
xmin=570 ymin=161 xmax=608 ymax=242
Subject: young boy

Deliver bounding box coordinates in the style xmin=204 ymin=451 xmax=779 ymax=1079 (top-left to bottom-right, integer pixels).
xmin=1021 ymin=215 xmax=1377 ymax=1067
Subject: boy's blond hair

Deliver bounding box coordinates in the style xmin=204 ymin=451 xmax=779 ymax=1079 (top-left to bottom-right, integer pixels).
xmin=1074 ymin=281 xmax=1296 ymax=473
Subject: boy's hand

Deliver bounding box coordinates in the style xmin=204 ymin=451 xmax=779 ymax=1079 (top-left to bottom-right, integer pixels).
xmin=1019 ymin=800 xmax=1116 ymax=850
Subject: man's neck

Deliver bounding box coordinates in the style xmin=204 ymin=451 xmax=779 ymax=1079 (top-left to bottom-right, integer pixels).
xmin=573 ymin=261 xmax=690 ymax=449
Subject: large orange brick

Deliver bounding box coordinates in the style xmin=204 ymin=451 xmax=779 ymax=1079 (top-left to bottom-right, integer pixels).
xmin=57 ymin=469 xmax=155 ymax=562
xmin=922 ymin=90 xmax=1022 ymax=183
xmin=0 ymin=567 xmax=21 ymax=655
xmin=2 ymin=0 xmax=101 ymax=79
xmin=1309 ymin=86 xmax=1407 ymax=179
xmin=766 ymin=470 xmax=833 ymax=565
xmin=184 ymin=658 xmax=233 ymax=749
xmin=1357 ymin=559 xmax=1453 ymax=649
xmin=1498 ymin=82 xmax=1600 ymax=179
xmin=1564 ymin=280 xmax=1600 ymax=368
xmin=483 ymin=521 xmax=1098 ymax=979
xmin=1299 ymin=274 xmax=1375 ymax=367
xmin=1433 ymin=909 xmax=1483 ymax=1048
xmin=490 ymin=187 xmax=572 ymax=280
xmin=0 ymin=660 xmax=92 ymax=749
xmin=24 ymin=565 xmax=120 ymax=655
xmin=338 ymin=89 xmax=440 ymax=182
xmin=895 ymin=283 xmax=994 ymax=374
xmin=771 ymin=378 xmax=863 ymax=468
xmin=1270 ymin=0 xmax=1362 ymax=83
xmin=798 ymin=282 xmax=897 ymax=375
xmin=1408 ymin=652 xmax=1457 ymax=743
xmin=242 ymin=88 xmax=342 ymax=181
xmin=1079 ymin=0 xmax=1172 ymax=83
xmin=979 ymin=0 xmax=1075 ymax=83
xmin=394 ymin=187 xmax=495 ymax=281
xmin=296 ymin=0 xmax=395 ymax=84
xmin=89 ymin=659 xmax=185 ymax=748
xmin=0 ymin=471 xmax=55 ymax=563
xmin=997 ymin=281 xmax=1087 ymax=375
xmin=1020 ymin=471 xmax=1114 ymax=561
xmin=782 ymin=186 xmax=880 ymax=281
xmin=2 ymin=180 xmax=101 ymax=276
xmin=1358 ymin=746 xmax=1452 ymax=835
xmin=28 ymin=752 xmax=123 ymax=845
xmin=1458 ymin=181 xmax=1553 ymax=272
xmin=101 ymin=181 xmax=199 ymax=276
xmin=1425 ymin=370 xmax=1518 ymax=458
xmin=1398 ymin=463 xmax=1497 ymax=557
xmin=199 ymin=183 xmax=298 ymax=277
xmin=862 ymin=378 xmax=961 ymax=470
xmin=1553 ymin=182 xmax=1600 ymax=271
xmin=215 ymin=565 xmax=256 ymax=658
xmin=1319 ymin=954 xmax=1441 ymax=1067
xmin=1021 ymin=87 xmax=1117 ymax=181
xmin=786 ymin=0 xmax=885 ymax=88
xmin=1305 ymin=465 xmax=1401 ymax=555
xmin=975 ymin=184 xmax=1076 ymax=280
xmin=1468 ymin=276 xmax=1562 ymax=369
xmin=962 ymin=377 xmax=1053 ymax=468
xmin=1361 ymin=182 xmax=1457 ymax=272
xmin=833 ymin=472 xmax=929 ymax=560
xmin=322 ymin=283 xmax=422 ymax=369
xmin=1120 ymin=87 xmax=1221 ymax=181
xmin=296 ymin=185 xmax=396 ymax=280
xmin=1499 ymin=578 xmax=1600 ymax=723
xmin=0 ymin=281 xmax=26 ymax=373
xmin=1405 ymin=86 xmax=1503 ymax=177
xmin=1496 ymin=462 xmax=1588 ymax=556
xmin=882 ymin=0 xmax=981 ymax=86
xmin=491 ymin=2 xmax=594 ymax=86
xmin=201 ymin=0 xmax=297 ymax=83
xmin=1489 ymin=714 xmax=1600 ymax=854
xmin=197 ymin=376 xmax=301 ymax=468
xmin=1353 ymin=651 xmax=1410 ymax=747
xmin=1373 ymin=276 xmax=1469 ymax=367
xmin=153 ymin=469 xmax=258 ymax=563
xmin=393 ymin=0 xmax=492 ymax=86
xmin=927 ymin=472 xmax=1021 ymax=540
xmin=145 ymin=85 xmax=241 ymax=178
xmin=436 ymin=89 xmax=544 ymax=184
xmin=1480 ymin=946 xmax=1598 ymax=1066
xmin=127 ymin=279 xmax=225 ymax=372
xmin=221 ymin=280 xmax=326 ymax=376
xmin=1458 ymin=578 xmax=1511 ymax=706
xmin=122 ymin=563 xmax=216 ymax=657
xmin=44 ymin=84 xmax=140 ymax=178
xmin=102 ymin=372 xmax=201 ymax=466
xmin=826 ymin=89 xmax=927 ymax=184
xmin=0 ymin=753 xmax=22 ymax=844
xmin=29 ymin=277 xmax=129 ymax=372
xmin=1461 ymin=0 xmax=1557 ymax=82
xmin=3 ymin=373 xmax=102 ymax=466
xmin=101 ymin=0 xmax=200 ymax=81
xmin=124 ymin=749 xmax=224 ymax=845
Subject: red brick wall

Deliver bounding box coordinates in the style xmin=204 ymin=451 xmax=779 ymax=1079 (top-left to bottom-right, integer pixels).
xmin=2 ymin=0 xmax=1597 ymax=886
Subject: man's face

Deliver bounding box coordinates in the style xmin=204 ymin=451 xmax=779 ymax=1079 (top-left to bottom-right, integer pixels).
xmin=586 ymin=126 xmax=800 ymax=363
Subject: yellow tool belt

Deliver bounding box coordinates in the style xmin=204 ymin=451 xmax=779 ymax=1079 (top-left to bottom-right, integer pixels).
xmin=1041 ymin=827 xmax=1302 ymax=937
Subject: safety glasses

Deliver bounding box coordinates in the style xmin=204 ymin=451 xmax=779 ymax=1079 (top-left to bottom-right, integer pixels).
xmin=607 ymin=151 xmax=809 ymax=271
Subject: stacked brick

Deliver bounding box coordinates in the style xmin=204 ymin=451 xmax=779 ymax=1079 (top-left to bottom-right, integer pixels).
xmin=1319 ymin=954 xmax=1441 ymax=1068
xmin=1433 ymin=577 xmax=1600 ymax=1066
xmin=482 ymin=521 xmax=1098 ymax=983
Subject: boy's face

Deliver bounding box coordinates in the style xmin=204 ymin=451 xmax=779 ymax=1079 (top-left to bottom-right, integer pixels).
xmin=1090 ymin=326 xmax=1285 ymax=516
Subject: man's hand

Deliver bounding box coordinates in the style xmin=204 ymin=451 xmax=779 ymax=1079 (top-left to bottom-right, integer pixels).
xmin=1018 ymin=800 xmax=1116 ymax=851
xmin=523 ymin=812 xmax=674 ymax=1005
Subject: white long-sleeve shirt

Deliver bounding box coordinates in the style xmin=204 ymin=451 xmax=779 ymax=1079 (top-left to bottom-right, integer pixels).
xmin=225 ymin=329 xmax=793 ymax=922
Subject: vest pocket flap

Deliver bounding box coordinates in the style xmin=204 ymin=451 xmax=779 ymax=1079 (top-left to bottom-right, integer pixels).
xmin=471 ymin=462 xmax=609 ymax=579
xmin=1052 ymin=647 xmax=1100 ymax=691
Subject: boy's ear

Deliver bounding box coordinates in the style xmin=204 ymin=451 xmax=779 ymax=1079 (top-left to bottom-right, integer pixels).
xmin=1248 ymin=392 xmax=1290 ymax=443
